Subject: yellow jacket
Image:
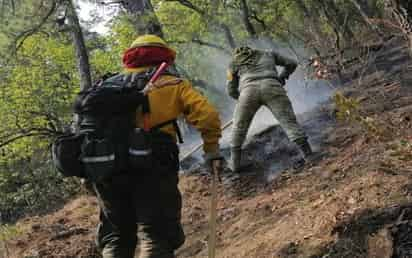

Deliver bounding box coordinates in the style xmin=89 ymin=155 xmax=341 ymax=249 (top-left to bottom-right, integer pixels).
xmin=126 ymin=68 xmax=222 ymax=153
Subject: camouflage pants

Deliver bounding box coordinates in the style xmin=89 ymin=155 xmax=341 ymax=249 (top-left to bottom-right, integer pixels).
xmin=93 ymin=144 xmax=185 ymax=258
xmin=231 ymin=79 xmax=306 ymax=148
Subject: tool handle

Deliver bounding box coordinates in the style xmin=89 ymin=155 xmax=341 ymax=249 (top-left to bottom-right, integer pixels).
xmin=208 ymin=159 xmax=220 ymax=258
xmin=212 ymin=159 xmax=223 ymax=182
xmin=179 ymin=120 xmax=233 ymax=162
xmin=149 ymin=62 xmax=169 ymax=83
xmin=143 ymin=62 xmax=169 ymax=130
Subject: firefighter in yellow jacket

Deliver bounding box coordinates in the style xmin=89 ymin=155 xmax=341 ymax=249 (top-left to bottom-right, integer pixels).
xmin=92 ymin=35 xmax=222 ymax=258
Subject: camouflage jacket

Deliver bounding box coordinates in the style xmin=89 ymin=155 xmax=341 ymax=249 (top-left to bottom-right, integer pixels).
xmin=226 ymin=48 xmax=297 ymax=99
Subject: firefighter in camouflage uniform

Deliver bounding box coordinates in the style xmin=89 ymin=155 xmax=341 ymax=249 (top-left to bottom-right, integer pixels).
xmin=226 ymin=46 xmax=313 ymax=172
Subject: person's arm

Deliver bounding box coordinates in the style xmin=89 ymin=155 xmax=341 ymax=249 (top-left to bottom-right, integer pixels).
xmin=226 ymin=62 xmax=240 ymax=99
xmin=273 ymin=52 xmax=298 ymax=84
xmin=179 ymin=80 xmax=222 ymax=154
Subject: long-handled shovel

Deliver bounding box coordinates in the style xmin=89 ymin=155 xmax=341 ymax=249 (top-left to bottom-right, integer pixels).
xmin=180 ymin=120 xmax=233 ymax=162
xmin=208 ymin=159 xmax=221 ymax=258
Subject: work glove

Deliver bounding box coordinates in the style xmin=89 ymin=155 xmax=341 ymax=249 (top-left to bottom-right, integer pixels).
xmin=203 ymin=151 xmax=224 ymax=180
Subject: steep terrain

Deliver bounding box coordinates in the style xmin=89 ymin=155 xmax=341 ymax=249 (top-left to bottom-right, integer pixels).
xmin=3 ymin=36 xmax=412 ymax=258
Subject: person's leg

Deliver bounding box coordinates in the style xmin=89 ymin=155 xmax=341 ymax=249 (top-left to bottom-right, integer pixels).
xmin=137 ymin=145 xmax=185 ymax=258
xmin=230 ymin=86 xmax=261 ymax=172
xmin=261 ymin=83 xmax=308 ymax=147
xmin=94 ymin=174 xmax=138 ymax=258
xmin=137 ymin=173 xmax=184 ymax=258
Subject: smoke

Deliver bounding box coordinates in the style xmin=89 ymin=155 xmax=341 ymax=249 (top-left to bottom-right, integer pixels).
xmin=179 ymin=37 xmax=336 ymax=159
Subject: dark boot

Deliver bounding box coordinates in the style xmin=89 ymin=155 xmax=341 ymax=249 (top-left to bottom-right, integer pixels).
xmin=229 ymin=147 xmax=242 ymax=173
xmin=228 ymin=147 xmax=255 ymax=174
xmin=298 ymin=139 xmax=313 ymax=158
xmin=294 ymin=138 xmax=322 ymax=166
xmin=292 ymin=138 xmax=312 ymax=170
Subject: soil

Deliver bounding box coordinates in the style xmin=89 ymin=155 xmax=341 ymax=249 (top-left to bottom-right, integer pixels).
xmin=4 ymin=36 xmax=412 ymax=258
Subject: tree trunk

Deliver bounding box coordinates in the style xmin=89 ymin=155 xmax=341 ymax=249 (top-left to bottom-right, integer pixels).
xmin=66 ymin=0 xmax=92 ymax=91
xmin=66 ymin=0 xmax=92 ymax=131
xmin=121 ymin=0 xmax=163 ymax=37
xmin=239 ymin=0 xmax=256 ymax=38
xmin=294 ymin=0 xmax=323 ymax=55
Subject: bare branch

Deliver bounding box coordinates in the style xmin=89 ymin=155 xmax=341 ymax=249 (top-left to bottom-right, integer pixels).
xmin=349 ymin=0 xmax=382 ymax=35
xmin=165 ymin=0 xmax=236 ymax=48
xmin=239 ymin=0 xmax=256 ymax=37
xmin=250 ymin=10 xmax=266 ymax=30
xmin=165 ymin=0 xmax=204 ymax=15
xmin=0 ymin=125 xmax=60 ymax=148
xmin=13 ymin=0 xmax=57 ymax=53
xmin=171 ymin=38 xmax=231 ymax=54
xmin=220 ymin=23 xmax=236 ymax=48
xmin=0 ymin=132 xmax=53 ymax=148
xmin=191 ymin=38 xmax=231 ymax=54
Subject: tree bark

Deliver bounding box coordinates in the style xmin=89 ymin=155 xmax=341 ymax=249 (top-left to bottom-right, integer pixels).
xmin=65 ymin=0 xmax=92 ymax=131
xmin=66 ymin=0 xmax=92 ymax=91
xmin=165 ymin=0 xmax=236 ymax=48
xmin=239 ymin=0 xmax=256 ymax=38
xmin=121 ymin=0 xmax=163 ymax=37
xmin=294 ymin=0 xmax=323 ymax=54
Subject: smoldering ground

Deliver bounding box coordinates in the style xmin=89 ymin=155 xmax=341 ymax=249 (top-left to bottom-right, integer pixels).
xmin=179 ymin=39 xmax=336 ymax=181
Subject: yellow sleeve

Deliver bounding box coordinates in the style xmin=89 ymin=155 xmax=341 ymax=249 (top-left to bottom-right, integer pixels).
xmin=179 ymin=80 xmax=222 ymax=153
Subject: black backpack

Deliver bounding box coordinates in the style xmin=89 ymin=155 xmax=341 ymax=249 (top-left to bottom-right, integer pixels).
xmin=52 ymin=69 xmax=174 ymax=181
xmin=52 ymin=132 xmax=85 ymax=178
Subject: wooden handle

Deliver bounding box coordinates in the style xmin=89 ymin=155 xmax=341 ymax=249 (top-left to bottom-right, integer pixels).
xmin=149 ymin=62 xmax=168 ymax=83
xmin=208 ymin=160 xmax=219 ymax=258
xmin=179 ymin=120 xmax=233 ymax=162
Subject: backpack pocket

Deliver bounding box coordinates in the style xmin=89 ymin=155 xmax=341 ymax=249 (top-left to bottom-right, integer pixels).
xmin=52 ymin=133 xmax=85 ymax=178
xmin=128 ymin=128 xmax=152 ymax=170
xmin=81 ymin=135 xmax=116 ymax=182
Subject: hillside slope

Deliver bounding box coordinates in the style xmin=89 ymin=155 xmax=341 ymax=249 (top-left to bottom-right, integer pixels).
xmin=4 ymin=36 xmax=412 ymax=258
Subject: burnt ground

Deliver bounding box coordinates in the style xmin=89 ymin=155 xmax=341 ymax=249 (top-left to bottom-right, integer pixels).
xmin=181 ymin=102 xmax=335 ymax=183
xmin=4 ymin=36 xmax=412 ymax=258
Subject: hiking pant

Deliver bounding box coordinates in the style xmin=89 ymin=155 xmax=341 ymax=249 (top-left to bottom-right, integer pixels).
xmin=93 ymin=143 xmax=185 ymax=258
xmin=231 ymin=79 xmax=306 ymax=148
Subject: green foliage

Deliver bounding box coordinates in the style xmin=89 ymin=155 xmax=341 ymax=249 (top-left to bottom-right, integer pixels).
xmin=0 ymin=31 xmax=81 ymax=222
xmin=333 ymin=92 xmax=386 ymax=139
xmin=333 ymin=91 xmax=361 ymax=122
xmin=0 ymin=147 xmax=82 ymax=222
xmin=0 ymin=34 xmax=78 ymax=161
xmin=90 ymin=17 xmax=137 ymax=76
xmin=0 ymin=0 xmax=390 ymax=222
xmin=0 ymin=223 xmax=25 ymax=242
xmin=0 ymin=0 xmax=57 ymax=56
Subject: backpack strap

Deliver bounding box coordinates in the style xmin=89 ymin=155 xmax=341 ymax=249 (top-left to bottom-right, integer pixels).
xmin=120 ymin=68 xmax=184 ymax=143
xmin=120 ymin=73 xmax=152 ymax=131
xmin=151 ymin=119 xmax=184 ymax=144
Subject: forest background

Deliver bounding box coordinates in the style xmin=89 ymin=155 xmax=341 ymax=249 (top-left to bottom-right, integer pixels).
xmin=0 ymin=0 xmax=408 ymax=225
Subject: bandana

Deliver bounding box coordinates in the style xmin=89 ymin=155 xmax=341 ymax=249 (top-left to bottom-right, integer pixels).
xmin=122 ymin=46 xmax=175 ymax=69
